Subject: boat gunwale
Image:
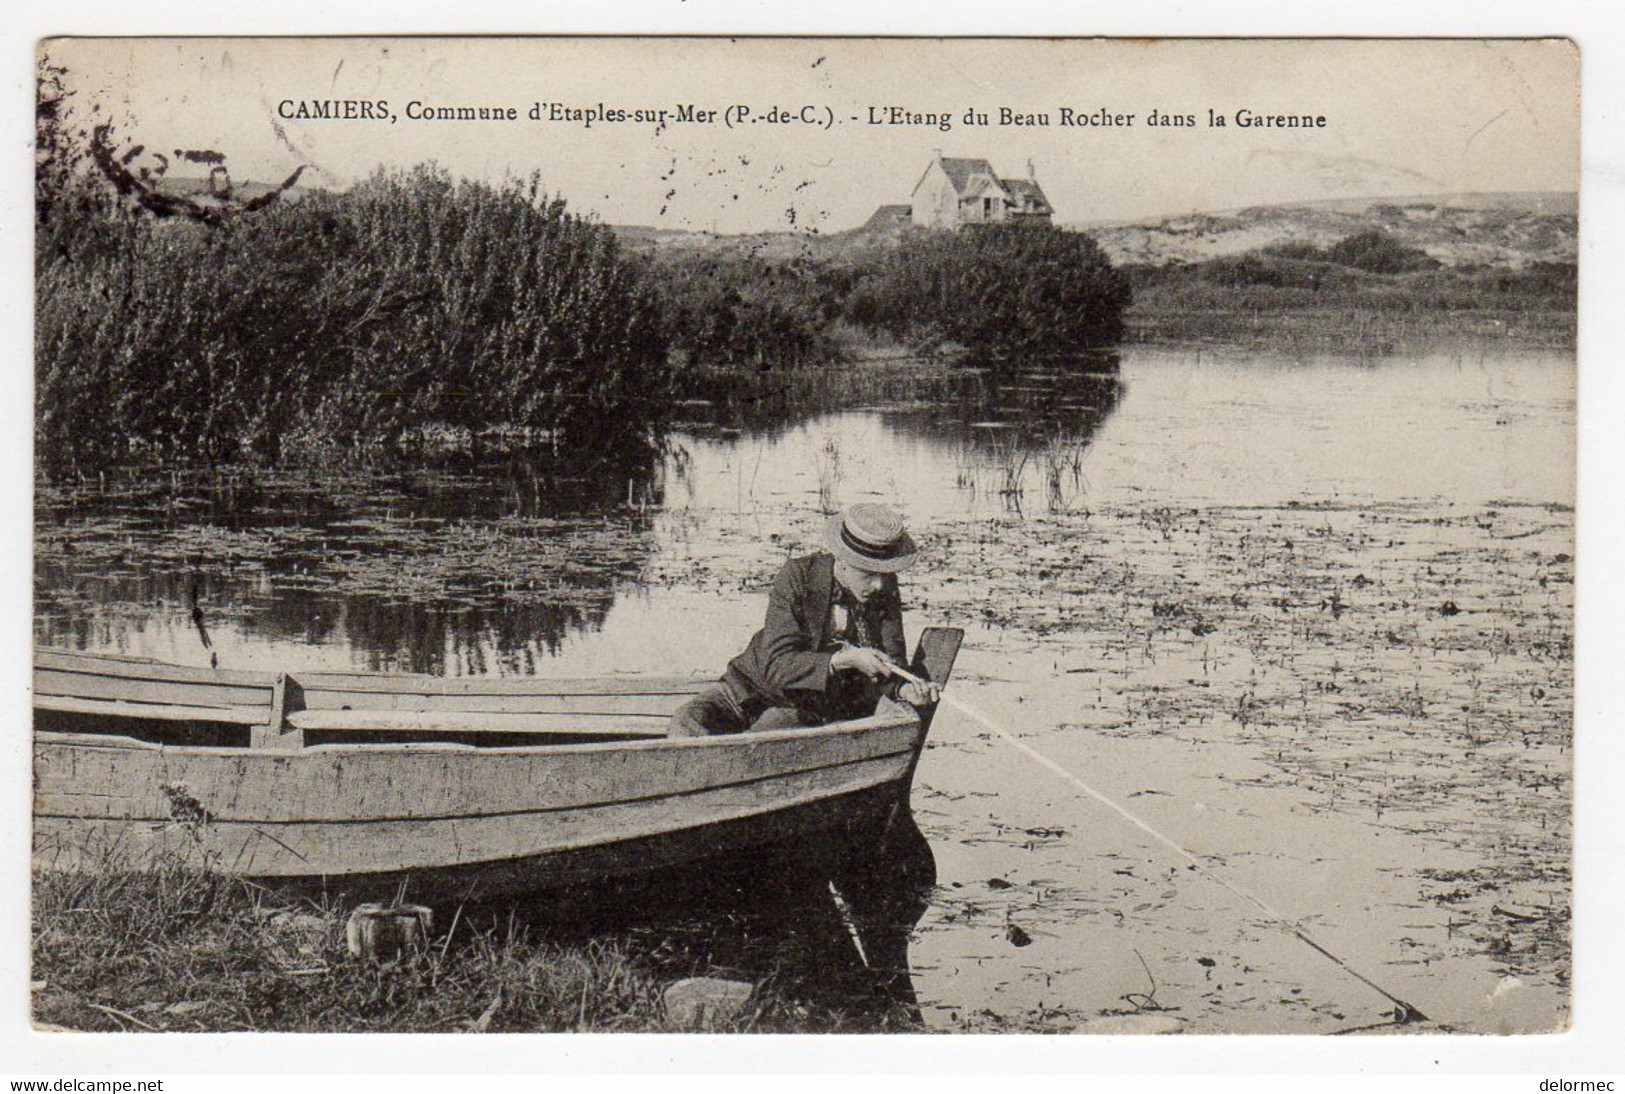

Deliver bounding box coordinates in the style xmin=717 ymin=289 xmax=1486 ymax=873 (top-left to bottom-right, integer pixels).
xmin=35 ymin=646 xmax=713 ymax=698
xmin=32 ymin=701 xmax=923 ymax=760
xmin=36 ymin=742 xmax=918 ymax=827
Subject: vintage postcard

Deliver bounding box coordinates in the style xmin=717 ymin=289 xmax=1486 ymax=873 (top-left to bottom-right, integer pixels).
xmin=31 ymin=37 xmax=1576 ymax=1038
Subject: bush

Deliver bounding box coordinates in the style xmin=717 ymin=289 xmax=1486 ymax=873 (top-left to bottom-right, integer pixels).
xmin=852 ymin=223 xmax=1130 ymax=360
xmin=36 ymin=167 xmax=670 ymax=473
xmin=1323 ymin=228 xmax=1439 ymax=274
xmin=1195 ymin=254 xmax=1327 ymax=289
xmin=1260 ymin=240 xmax=1327 ymax=262
xmin=648 ymin=251 xmax=841 ymax=371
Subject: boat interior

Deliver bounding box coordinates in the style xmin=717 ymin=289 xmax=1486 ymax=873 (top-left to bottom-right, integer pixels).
xmin=33 ymin=648 xmax=712 ymax=749
xmin=35 ymin=630 xmax=962 ymax=751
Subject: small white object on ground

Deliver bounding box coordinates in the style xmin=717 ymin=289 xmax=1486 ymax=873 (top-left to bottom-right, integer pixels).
xmin=267 ymin=911 xmax=330 ymax=938
xmin=1072 ymin=1013 xmax=1185 ymax=1035
xmin=1490 ymin=976 xmax=1526 ymax=1001
xmin=663 ymin=977 xmax=754 ymax=1029
xmin=345 ymin=903 xmax=433 ymax=963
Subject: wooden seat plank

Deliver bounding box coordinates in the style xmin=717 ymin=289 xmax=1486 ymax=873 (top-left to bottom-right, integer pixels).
xmin=293 ymin=673 xmax=711 ymax=697
xmin=288 ymin=709 xmax=670 ymax=738
xmin=35 ymin=649 xmax=276 ymax=687
xmin=36 ymin=694 xmax=268 ymax=725
xmin=34 ymin=669 xmax=274 ymax=711
xmin=296 ymin=689 xmax=692 ymax=717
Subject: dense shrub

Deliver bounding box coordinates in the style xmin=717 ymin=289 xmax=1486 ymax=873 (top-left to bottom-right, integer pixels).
xmin=1195 ymin=253 xmax=1327 ymax=289
xmin=1403 ymin=261 xmax=1577 ymax=309
xmin=851 ymin=223 xmax=1130 ymax=360
xmin=1260 ymin=240 xmax=1327 ymax=262
xmin=648 ymin=251 xmax=843 ymax=371
xmin=1323 ymin=228 xmax=1440 ymax=274
xmin=36 ymin=167 xmax=669 ymax=473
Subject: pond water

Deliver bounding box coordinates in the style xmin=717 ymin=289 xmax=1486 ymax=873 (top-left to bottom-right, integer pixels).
xmin=35 ymin=345 xmax=1575 ymax=1034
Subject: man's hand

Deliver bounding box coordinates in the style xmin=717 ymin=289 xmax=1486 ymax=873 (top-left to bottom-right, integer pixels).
xmin=830 ymin=645 xmax=896 ymax=680
xmin=898 ymin=680 xmax=942 ymax=707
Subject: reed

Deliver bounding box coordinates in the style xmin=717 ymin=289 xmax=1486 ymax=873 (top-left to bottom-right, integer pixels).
xmin=979 ymin=432 xmax=1030 ymax=510
xmin=36 ymin=165 xmax=670 ymax=475
xmin=813 ymin=434 xmax=844 ymax=514
xmin=1040 ymin=430 xmax=1092 ymax=514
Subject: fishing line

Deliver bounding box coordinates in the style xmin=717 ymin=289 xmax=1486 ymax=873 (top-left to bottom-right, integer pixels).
xmin=891 ymin=664 xmax=1430 ymax=1025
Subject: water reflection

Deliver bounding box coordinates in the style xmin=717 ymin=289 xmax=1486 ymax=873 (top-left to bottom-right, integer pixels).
xmin=34 ymin=355 xmax=1128 ymax=671
xmin=30 ymin=347 xmax=1576 ymax=1032
xmin=35 ymin=348 xmax=1573 ymax=672
xmin=495 ymin=813 xmax=938 ymax=1028
xmin=34 ymin=451 xmax=671 ymax=674
xmin=666 ymin=353 xmax=1126 ymax=518
xmin=881 ymin=356 xmax=1125 ymax=514
xmin=25 ymin=347 xmax=1573 ymax=1033
xmin=677 ymin=352 xmax=1122 ymax=440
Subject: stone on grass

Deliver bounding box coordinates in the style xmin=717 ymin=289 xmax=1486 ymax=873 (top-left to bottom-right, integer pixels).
xmin=663 ymin=977 xmax=754 ymax=1029
xmin=267 ymin=911 xmax=330 ymax=939
xmin=345 ymin=903 xmax=433 ymax=964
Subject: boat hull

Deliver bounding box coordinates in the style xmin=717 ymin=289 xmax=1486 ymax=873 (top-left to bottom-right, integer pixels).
xmin=33 ymin=629 xmax=964 ymax=903
xmin=33 ymin=714 xmax=922 ymax=903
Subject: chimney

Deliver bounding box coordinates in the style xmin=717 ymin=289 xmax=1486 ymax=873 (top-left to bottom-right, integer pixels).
xmin=1026 ymin=157 xmax=1036 ymax=181
xmin=932 ymin=148 xmax=943 ymax=162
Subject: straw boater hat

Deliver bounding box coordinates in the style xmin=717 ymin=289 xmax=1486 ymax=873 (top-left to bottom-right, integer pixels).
xmin=824 ymin=504 xmax=920 ymax=574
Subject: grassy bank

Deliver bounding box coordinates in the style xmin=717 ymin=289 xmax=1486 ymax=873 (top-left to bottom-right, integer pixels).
xmin=636 ymin=223 xmax=1575 ymax=364
xmin=1122 ymin=237 xmax=1576 ymax=352
xmin=1124 ymin=302 xmax=1576 ymax=353
xmin=32 ymin=861 xmax=918 ymax=1033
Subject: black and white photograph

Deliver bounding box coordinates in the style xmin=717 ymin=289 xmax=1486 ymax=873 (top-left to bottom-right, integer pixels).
xmin=27 ymin=36 xmax=1579 ymax=1042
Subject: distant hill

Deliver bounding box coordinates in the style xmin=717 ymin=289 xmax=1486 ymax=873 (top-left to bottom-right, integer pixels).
xmin=1083 ymin=192 xmax=1576 ymax=269
xmin=610 ymin=191 xmax=1576 ymax=270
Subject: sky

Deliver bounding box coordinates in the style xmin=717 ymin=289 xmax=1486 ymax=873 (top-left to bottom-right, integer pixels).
xmin=47 ymin=37 xmax=1579 ymax=234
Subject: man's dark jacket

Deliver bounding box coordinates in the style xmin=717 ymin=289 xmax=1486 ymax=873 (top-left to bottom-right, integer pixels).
xmin=726 ymin=552 xmax=907 ymax=721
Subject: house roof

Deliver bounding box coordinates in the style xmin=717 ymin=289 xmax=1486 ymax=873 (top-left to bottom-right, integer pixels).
xmin=1000 ymin=178 xmax=1052 ymax=212
xmin=864 ymin=204 xmax=914 ymax=228
xmin=969 ymin=175 xmax=1014 ymax=201
xmin=938 ymin=157 xmax=999 ymax=193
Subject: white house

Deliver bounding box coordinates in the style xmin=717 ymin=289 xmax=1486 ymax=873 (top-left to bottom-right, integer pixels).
xmin=907 ymin=152 xmax=1054 ymax=228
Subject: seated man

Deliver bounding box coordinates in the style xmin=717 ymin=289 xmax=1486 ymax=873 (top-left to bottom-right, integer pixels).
xmin=669 ymin=503 xmax=941 ymax=737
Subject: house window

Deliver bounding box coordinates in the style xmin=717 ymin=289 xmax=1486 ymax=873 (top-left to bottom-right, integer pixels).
xmin=983 ymin=197 xmax=993 ymax=216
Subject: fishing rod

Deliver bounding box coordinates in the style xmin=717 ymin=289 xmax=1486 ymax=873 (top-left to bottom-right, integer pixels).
xmin=883 ymin=659 xmax=1432 ymax=1026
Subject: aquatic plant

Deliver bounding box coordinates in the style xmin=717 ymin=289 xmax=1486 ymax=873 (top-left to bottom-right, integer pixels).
xmin=1040 ymin=430 xmax=1092 ymax=514
xmin=979 ymin=432 xmax=1030 ymax=511
xmin=813 ymin=434 xmax=843 ymax=513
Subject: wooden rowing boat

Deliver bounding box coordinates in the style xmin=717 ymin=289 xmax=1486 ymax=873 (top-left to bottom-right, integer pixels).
xmin=32 ymin=629 xmax=962 ymax=903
